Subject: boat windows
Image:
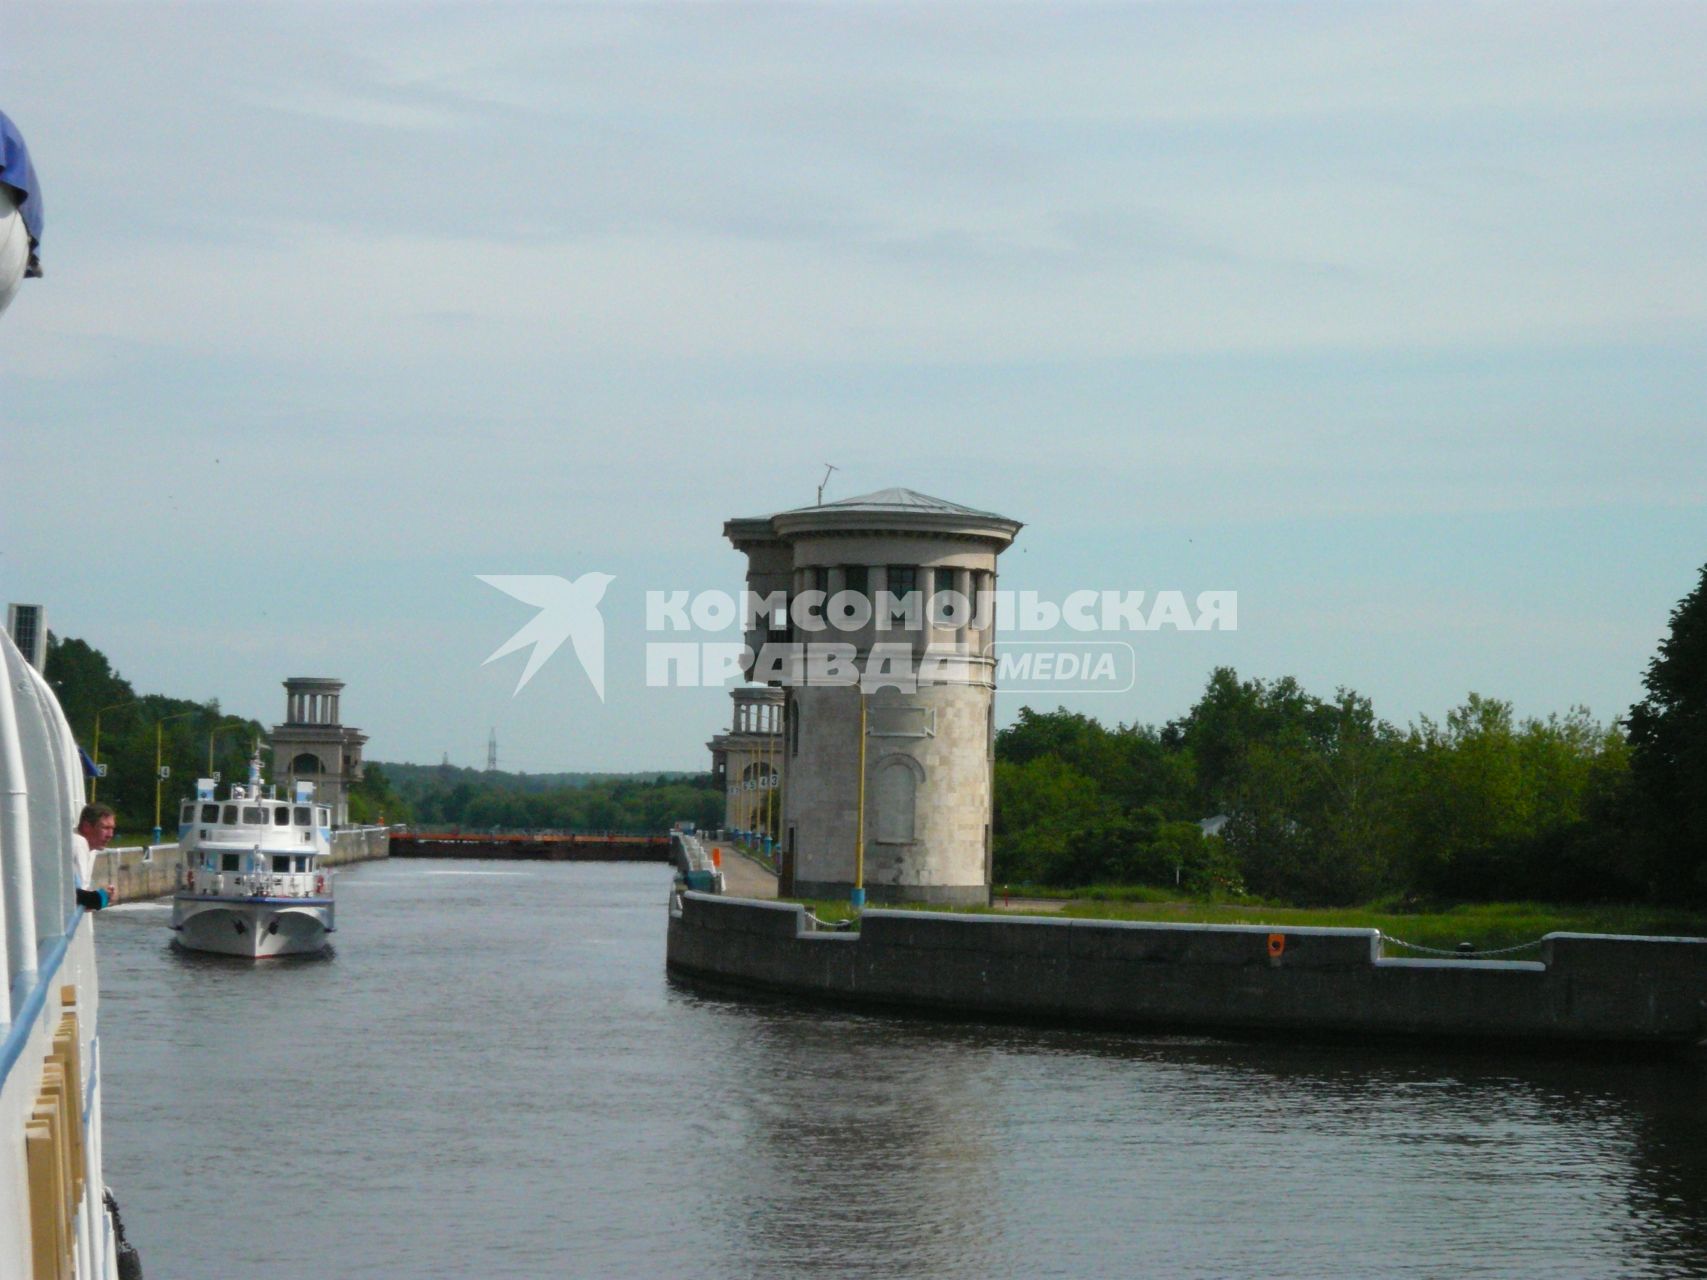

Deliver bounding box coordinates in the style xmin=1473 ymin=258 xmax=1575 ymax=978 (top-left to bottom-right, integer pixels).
xmin=295 ymin=856 xmax=308 ymax=872
xmin=221 ymin=853 xmax=240 ymax=872
xmin=180 ymin=803 xmax=194 ymax=824
xmin=222 ymin=804 xmax=238 ymax=825
xmin=317 ymin=807 xmax=329 ymax=827
xmin=273 ymin=807 xmax=290 ymax=826
xmin=201 ymin=803 xmax=219 ymax=823
xmin=272 ymin=855 xmax=292 ymax=873
xmin=242 ymin=806 xmax=264 ymax=825
xmin=294 ymin=806 xmax=311 ymax=826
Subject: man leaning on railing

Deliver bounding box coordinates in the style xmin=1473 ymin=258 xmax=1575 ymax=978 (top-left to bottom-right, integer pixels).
xmin=72 ymin=802 xmax=116 ymax=910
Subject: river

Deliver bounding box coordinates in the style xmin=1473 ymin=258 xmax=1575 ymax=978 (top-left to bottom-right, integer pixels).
xmin=93 ymin=859 xmax=1707 ymax=1278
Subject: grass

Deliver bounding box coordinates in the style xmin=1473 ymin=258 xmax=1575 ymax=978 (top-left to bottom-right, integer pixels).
xmin=784 ymin=893 xmax=1707 ymax=953
xmin=1045 ymin=899 xmax=1707 ymax=953
xmin=1000 ymin=883 xmax=1185 ymax=904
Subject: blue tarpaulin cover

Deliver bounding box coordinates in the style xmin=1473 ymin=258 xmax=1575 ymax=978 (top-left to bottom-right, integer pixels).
xmin=0 ymin=109 xmax=43 ymax=272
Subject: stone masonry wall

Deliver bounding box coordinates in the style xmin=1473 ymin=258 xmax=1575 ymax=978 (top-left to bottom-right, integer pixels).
xmin=667 ymin=893 xmax=1707 ymax=1046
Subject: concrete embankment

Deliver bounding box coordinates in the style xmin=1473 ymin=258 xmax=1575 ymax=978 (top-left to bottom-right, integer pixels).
xmin=666 ymin=893 xmax=1707 ymax=1048
xmin=96 ymin=826 xmax=391 ymax=904
xmin=392 ymin=832 xmax=669 ymax=861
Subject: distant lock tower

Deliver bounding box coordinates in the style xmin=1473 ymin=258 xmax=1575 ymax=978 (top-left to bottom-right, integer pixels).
xmin=707 ymin=686 xmax=784 ymax=838
xmin=270 ymin=677 xmax=367 ymax=826
xmin=724 ymin=489 xmax=1022 ymax=905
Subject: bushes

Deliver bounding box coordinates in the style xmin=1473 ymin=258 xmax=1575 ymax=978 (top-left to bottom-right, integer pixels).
xmin=995 ymin=676 xmax=1646 ymax=907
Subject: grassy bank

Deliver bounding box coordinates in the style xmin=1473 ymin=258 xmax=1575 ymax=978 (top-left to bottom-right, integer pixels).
xmin=789 ymin=895 xmax=1707 ymax=953
xmin=1046 ymin=899 xmax=1707 ymax=953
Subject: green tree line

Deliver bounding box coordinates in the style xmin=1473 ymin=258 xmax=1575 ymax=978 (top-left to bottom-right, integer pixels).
xmin=45 ymin=635 xmax=269 ymax=835
xmin=993 ymin=562 xmax=1707 ymax=907
xmin=384 ymin=765 xmax=722 ymax=833
xmin=42 ymin=632 xmax=721 ymax=836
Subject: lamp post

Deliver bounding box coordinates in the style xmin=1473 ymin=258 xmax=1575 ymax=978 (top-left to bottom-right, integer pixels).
xmin=852 ymin=690 xmax=868 ymax=910
xmin=764 ymin=702 xmax=777 ymax=866
xmin=90 ymin=698 xmax=142 ymax=803
xmin=776 ymin=711 xmax=786 ymax=867
xmin=153 ymin=709 xmax=199 ymax=843
xmin=206 ymin=719 xmax=248 ymax=775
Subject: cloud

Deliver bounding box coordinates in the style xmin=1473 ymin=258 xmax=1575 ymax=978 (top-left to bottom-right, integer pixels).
xmin=3 ymin=2 xmax=1704 ymax=767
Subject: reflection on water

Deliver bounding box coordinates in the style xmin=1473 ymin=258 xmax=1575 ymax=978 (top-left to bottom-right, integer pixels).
xmin=95 ymin=863 xmax=1707 ymax=1279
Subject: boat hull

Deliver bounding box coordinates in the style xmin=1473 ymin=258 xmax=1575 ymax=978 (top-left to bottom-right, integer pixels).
xmin=171 ymin=895 xmax=334 ymax=958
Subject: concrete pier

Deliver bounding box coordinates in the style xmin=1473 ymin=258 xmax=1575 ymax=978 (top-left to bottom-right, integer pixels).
xmin=666 ymin=893 xmax=1707 ymax=1048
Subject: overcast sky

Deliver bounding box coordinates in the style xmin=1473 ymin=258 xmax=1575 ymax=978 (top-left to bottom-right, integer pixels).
xmin=3 ymin=3 xmax=1703 ymax=771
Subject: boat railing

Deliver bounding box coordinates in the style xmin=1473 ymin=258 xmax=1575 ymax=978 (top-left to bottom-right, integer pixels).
xmin=182 ymin=870 xmax=330 ymax=900
xmin=0 ymin=633 xmax=88 ymax=1008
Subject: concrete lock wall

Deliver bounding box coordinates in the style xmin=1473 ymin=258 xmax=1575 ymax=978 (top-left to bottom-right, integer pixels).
xmin=787 ymin=681 xmax=993 ymax=906
xmin=94 ymin=826 xmax=391 ymax=904
xmin=666 ymin=894 xmax=1707 ymax=1046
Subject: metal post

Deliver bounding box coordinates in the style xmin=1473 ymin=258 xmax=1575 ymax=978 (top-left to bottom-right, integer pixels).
xmin=781 ymin=696 xmax=792 ymax=887
xmin=90 ymin=698 xmax=140 ymax=803
xmin=153 ymin=720 xmax=164 ymax=843
xmin=154 ymin=709 xmax=197 ymax=842
xmin=852 ymin=690 xmax=867 ymax=910
xmin=764 ymin=702 xmax=776 ymax=855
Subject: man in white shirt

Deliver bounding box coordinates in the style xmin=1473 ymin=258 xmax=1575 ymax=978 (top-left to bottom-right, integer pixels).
xmin=72 ymin=803 xmax=116 ymax=908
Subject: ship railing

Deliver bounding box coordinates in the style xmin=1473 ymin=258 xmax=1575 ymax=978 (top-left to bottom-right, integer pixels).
xmin=1 ymin=636 xmax=83 ymax=1002
xmin=186 ymin=871 xmax=328 ymax=899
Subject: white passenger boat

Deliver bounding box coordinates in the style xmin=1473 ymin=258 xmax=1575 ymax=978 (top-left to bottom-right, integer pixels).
xmin=170 ymin=750 xmax=335 ymax=958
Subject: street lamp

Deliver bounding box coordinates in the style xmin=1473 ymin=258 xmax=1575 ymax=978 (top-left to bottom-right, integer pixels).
xmin=90 ymin=698 xmax=142 ymax=802
xmin=852 ymin=690 xmax=868 ymax=910
xmin=153 ymin=709 xmax=199 ymax=843
xmin=206 ymin=718 xmax=249 ymax=774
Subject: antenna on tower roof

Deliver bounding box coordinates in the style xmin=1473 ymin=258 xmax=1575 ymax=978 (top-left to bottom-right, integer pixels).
xmin=817 ymin=463 xmax=839 ymax=506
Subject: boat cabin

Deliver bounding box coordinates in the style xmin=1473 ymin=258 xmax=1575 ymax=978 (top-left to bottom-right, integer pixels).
xmin=179 ymin=798 xmax=331 ymax=843
xmin=176 ymin=773 xmax=333 ymax=900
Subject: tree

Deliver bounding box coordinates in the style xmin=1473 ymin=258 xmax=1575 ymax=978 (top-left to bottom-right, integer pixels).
xmin=44 ymin=633 xmax=135 ymax=740
xmin=991 ymin=756 xmax=1116 ymax=885
xmin=1166 ymin=667 xmax=1335 ymax=816
xmin=348 ymin=763 xmax=408 ymax=825
xmin=1628 ymin=563 xmax=1707 ymax=895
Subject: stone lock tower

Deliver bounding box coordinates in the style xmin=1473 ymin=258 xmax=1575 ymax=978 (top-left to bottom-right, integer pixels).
xmin=725 ymin=488 xmax=1021 ymax=905
xmin=706 ymin=686 xmax=785 ymax=837
xmin=269 ymin=677 xmax=368 ymax=826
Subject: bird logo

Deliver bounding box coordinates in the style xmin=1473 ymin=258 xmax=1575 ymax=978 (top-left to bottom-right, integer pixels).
xmin=477 ymin=573 xmax=615 ymax=700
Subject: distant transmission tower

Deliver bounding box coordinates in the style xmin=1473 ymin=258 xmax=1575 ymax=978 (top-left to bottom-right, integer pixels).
xmin=486 ymin=728 xmax=498 ymax=772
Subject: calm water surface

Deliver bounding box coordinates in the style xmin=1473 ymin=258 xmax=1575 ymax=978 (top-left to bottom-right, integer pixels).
xmin=95 ymin=860 xmax=1707 ymax=1278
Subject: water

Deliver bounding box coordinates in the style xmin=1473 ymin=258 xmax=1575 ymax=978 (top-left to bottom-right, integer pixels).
xmin=95 ymin=860 xmax=1707 ymax=1279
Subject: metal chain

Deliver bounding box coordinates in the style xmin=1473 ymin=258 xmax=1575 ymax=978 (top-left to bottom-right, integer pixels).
xmin=803 ymin=910 xmax=855 ymax=931
xmin=1378 ymin=932 xmax=1545 ymax=959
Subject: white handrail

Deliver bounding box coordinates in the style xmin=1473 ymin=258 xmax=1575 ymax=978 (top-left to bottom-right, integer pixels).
xmin=0 ymin=634 xmax=37 ymax=1021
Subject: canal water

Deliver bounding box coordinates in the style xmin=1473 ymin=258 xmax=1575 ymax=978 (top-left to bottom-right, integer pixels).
xmin=95 ymin=859 xmax=1707 ymax=1278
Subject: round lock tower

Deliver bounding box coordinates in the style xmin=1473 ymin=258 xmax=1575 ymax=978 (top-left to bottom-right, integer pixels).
xmin=725 ymin=488 xmax=1021 ymax=905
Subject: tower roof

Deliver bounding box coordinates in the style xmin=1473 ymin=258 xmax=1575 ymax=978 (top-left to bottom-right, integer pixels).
xmin=761 ymin=486 xmax=1021 ymax=545
xmin=778 ymin=487 xmax=1012 ymax=520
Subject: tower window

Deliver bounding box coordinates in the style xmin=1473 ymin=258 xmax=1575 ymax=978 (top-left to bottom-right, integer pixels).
xmin=886 ymin=566 xmax=919 ymax=626
xmin=874 ymin=756 xmax=924 ymax=844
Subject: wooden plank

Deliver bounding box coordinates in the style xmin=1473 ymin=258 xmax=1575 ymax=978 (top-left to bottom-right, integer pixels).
xmin=26 ymin=1116 xmax=68 ymax=1280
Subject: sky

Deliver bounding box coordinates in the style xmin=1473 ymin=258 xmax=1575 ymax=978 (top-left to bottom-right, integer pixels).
xmin=2 ymin=2 xmax=1703 ymax=772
